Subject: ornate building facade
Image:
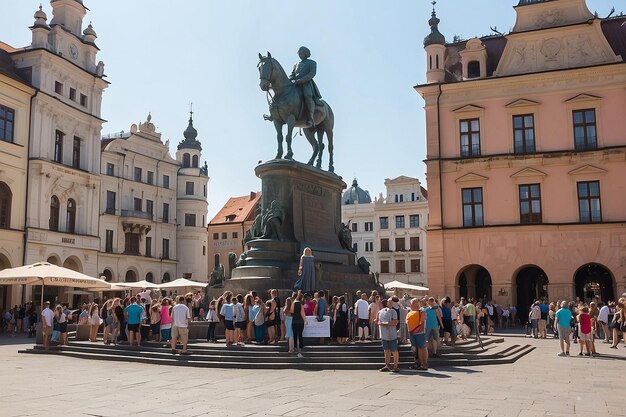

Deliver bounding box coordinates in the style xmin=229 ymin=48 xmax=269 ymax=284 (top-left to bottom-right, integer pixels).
xmin=415 ymin=0 xmax=626 ymax=316
xmin=341 ymin=176 xmax=428 ymax=286
xmin=0 ymin=1 xmax=210 ymax=308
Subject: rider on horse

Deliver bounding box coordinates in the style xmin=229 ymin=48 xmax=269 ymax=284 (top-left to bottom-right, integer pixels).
xmin=290 ymin=46 xmax=322 ymax=128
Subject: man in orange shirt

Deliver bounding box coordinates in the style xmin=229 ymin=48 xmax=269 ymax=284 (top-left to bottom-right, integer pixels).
xmin=406 ymin=297 xmax=428 ymax=371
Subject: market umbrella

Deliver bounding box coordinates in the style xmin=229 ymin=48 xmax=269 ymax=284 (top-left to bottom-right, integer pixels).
xmin=157 ymin=278 xmax=208 ymax=289
xmin=115 ymin=280 xmax=160 ymax=289
xmin=0 ymin=262 xmax=110 ymax=305
xmin=384 ymin=280 xmax=429 ymax=292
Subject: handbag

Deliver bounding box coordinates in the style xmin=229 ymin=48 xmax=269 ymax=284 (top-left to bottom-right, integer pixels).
xmin=51 ymin=330 xmax=60 ymax=342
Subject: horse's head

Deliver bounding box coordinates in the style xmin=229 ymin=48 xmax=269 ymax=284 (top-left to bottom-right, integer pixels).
xmin=258 ymin=51 xmax=273 ymax=92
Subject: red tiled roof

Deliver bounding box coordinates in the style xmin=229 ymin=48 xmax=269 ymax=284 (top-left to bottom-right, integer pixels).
xmin=209 ymin=192 xmax=261 ymax=225
xmin=420 ymin=186 xmax=428 ymax=199
xmin=0 ymin=41 xmax=21 ymax=53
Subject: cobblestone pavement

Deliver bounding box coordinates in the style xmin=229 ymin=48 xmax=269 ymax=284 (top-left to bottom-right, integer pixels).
xmin=0 ymin=331 xmax=624 ymax=417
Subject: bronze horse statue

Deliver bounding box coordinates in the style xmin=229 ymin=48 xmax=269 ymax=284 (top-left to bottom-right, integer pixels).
xmin=258 ymin=52 xmax=335 ymax=172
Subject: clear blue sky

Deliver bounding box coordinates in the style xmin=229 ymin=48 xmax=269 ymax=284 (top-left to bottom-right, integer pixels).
xmin=1 ymin=0 xmax=619 ymax=219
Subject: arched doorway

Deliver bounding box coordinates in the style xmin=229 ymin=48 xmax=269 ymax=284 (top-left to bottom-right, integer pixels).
xmin=162 ymin=272 xmax=171 ymax=283
xmin=516 ymin=266 xmax=549 ymax=325
xmin=146 ymin=272 xmax=154 ymax=283
xmin=457 ymin=265 xmax=492 ymax=301
xmin=102 ymin=269 xmax=113 ymax=282
xmin=47 ymin=255 xmax=60 ymax=266
xmin=63 ymin=257 xmax=82 ymax=272
xmin=125 ymin=270 xmax=137 ymax=282
xmin=575 ymin=263 xmax=614 ymax=303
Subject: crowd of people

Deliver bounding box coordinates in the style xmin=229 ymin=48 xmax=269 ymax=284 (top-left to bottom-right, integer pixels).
xmin=5 ymin=287 xmax=625 ymax=372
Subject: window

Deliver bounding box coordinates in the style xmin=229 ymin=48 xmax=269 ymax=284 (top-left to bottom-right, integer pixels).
xmin=232 ymin=232 xmax=238 ymax=239
xmin=351 ymin=223 xmax=358 ymax=233
xmin=395 ymin=260 xmax=406 ymax=273
xmin=0 ymin=105 xmax=15 ymax=143
xmin=379 ymin=217 xmax=388 ymax=230
xmin=49 ymin=196 xmax=59 ymax=231
xmin=147 ymin=171 xmax=154 ymax=185
xmin=146 ymin=200 xmax=153 ymax=217
xmin=162 ymin=203 xmax=169 ymax=223
xmin=183 ymin=153 xmax=190 ymax=168
xmin=54 ymin=81 xmax=63 ymax=95
xmin=134 ymin=167 xmax=142 ymax=182
xmin=183 ymin=273 xmax=192 ymax=279
xmin=192 ymin=155 xmax=199 ymax=168
xmin=105 ymin=229 xmax=113 ymax=253
xmin=69 ymin=88 xmax=76 ymax=101
xmin=106 ymin=191 xmax=116 ymax=214
xmin=145 ymin=237 xmax=152 ymax=257
xmin=204 ymin=185 xmax=206 ymax=197
xmin=380 ymin=238 xmax=389 ymax=252
xmin=411 ymin=192 xmax=416 ymax=202
xmin=409 ymin=215 xmax=420 ymax=228
xmin=573 ymin=109 xmax=597 ymax=150
xmin=221 ymin=232 xmax=227 ymax=240
xmin=380 ymin=260 xmax=389 ymax=274
xmin=66 ymin=199 xmax=76 ymax=234
xmin=146 ymin=272 xmax=154 ymax=282
xmin=462 ymin=187 xmax=484 ymax=227
xmin=0 ymin=182 xmax=11 ymax=229
xmin=162 ymin=273 xmax=171 ymax=283
xmin=54 ymin=130 xmax=64 ymax=163
xmin=203 ymin=246 xmax=206 ymax=256
xmin=72 ymin=137 xmax=81 ymax=169
xmin=163 ymin=175 xmax=170 ymax=189
xmin=577 ymin=181 xmax=601 ymax=223
xmin=410 ymin=259 xmax=421 ymax=273
xmin=352 ymin=243 xmax=358 ymax=252
xmin=395 ymin=215 xmax=405 ymax=229
xmin=365 ymin=222 xmax=373 ymax=232
xmin=460 ymin=118 xmax=480 ymax=157
xmin=395 ymin=237 xmax=405 ymax=251
xmin=395 ymin=194 xmax=404 ymax=203
xmin=186 ymin=181 xmax=194 ymax=195
xmin=106 ymin=163 xmax=114 ymax=176
xmin=467 ymin=61 xmax=480 ymax=78
xmin=519 ymin=184 xmax=542 ymax=224
xmin=213 ymin=233 xmax=219 ymax=240
xmin=513 ymin=114 xmax=535 ymax=154
xmin=125 ymin=232 xmax=140 ymax=255
xmin=134 ymin=197 xmax=142 ymax=211
xmin=162 ymin=239 xmax=170 ymax=259
xmin=365 ymin=242 xmax=373 ymax=252
xmin=185 ymin=213 xmax=196 ymax=227
xmin=410 ymin=236 xmax=420 ymax=251
xmin=80 ymin=94 xmax=87 ymax=107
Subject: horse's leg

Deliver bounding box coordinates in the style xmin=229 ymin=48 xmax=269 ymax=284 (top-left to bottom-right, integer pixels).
xmin=274 ymin=120 xmax=283 ymax=159
xmin=315 ymin=128 xmax=325 ymax=169
xmin=285 ymin=115 xmax=296 ymax=160
xmin=326 ymin=125 xmax=334 ymax=173
xmin=304 ymin=128 xmax=318 ymax=165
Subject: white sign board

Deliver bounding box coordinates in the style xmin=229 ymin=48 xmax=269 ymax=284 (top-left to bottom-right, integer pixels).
xmin=302 ymin=315 xmax=331 ymax=337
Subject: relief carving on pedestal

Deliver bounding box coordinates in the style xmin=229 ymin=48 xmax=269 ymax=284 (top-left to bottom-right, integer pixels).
xmin=534 ymin=9 xmax=564 ymax=29
xmin=512 ymin=41 xmax=536 ymax=72
xmin=567 ymin=34 xmax=607 ymax=67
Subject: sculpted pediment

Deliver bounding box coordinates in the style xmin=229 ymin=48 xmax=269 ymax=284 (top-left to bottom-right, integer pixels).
xmin=455 ymin=172 xmax=489 ymax=183
xmin=494 ymin=20 xmax=620 ymax=77
xmin=511 ymin=167 xmax=547 ymax=178
xmin=564 ymin=93 xmax=602 ymax=103
xmin=452 ymin=104 xmax=484 ymax=113
xmin=506 ymin=98 xmax=541 ymax=108
xmin=568 ymin=165 xmax=607 ymax=176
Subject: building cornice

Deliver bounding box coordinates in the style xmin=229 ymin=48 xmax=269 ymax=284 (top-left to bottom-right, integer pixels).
xmin=11 ymin=47 xmax=108 ymax=84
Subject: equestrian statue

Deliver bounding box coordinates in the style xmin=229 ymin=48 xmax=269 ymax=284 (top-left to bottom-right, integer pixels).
xmin=258 ymin=47 xmax=336 ymax=172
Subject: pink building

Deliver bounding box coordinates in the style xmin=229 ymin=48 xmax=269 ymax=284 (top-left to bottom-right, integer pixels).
xmin=415 ymin=0 xmax=626 ymax=316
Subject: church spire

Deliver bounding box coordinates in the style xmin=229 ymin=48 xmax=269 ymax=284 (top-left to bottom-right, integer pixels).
xmin=424 ymin=1 xmax=446 ymax=47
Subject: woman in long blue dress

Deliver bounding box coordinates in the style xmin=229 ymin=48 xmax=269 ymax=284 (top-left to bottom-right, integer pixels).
xmin=295 ymin=247 xmax=316 ymax=293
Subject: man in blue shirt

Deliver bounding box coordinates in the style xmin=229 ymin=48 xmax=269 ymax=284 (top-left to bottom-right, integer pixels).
xmin=554 ymin=301 xmax=572 ymax=356
xmin=539 ymin=299 xmax=549 ymax=339
xmin=125 ymin=297 xmax=144 ymax=347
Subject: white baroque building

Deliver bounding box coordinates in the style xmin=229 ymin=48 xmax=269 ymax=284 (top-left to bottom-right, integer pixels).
xmin=0 ymin=1 xmax=209 ymax=308
xmin=342 ymin=176 xmax=429 ymax=286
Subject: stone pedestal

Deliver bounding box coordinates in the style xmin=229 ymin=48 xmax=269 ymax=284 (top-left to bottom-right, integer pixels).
xmin=225 ymin=159 xmax=378 ymax=297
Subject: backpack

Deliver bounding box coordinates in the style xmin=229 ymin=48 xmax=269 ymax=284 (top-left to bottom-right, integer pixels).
xmin=254 ymin=306 xmax=265 ymax=326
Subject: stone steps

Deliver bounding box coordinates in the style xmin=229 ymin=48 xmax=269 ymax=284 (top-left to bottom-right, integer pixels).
xmin=19 ymin=336 xmax=535 ymax=370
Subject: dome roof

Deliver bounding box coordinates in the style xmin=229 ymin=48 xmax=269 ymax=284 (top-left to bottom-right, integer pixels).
xmin=83 ymin=23 xmax=97 ymax=38
xmin=177 ymin=114 xmax=202 ymax=151
xmin=34 ymin=5 xmax=47 ymax=20
xmin=342 ymin=178 xmax=372 ymax=205
xmin=424 ymin=10 xmax=445 ymax=47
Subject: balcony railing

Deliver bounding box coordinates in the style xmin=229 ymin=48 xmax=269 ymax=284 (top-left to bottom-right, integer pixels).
xmin=121 ymin=210 xmax=152 ymax=220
